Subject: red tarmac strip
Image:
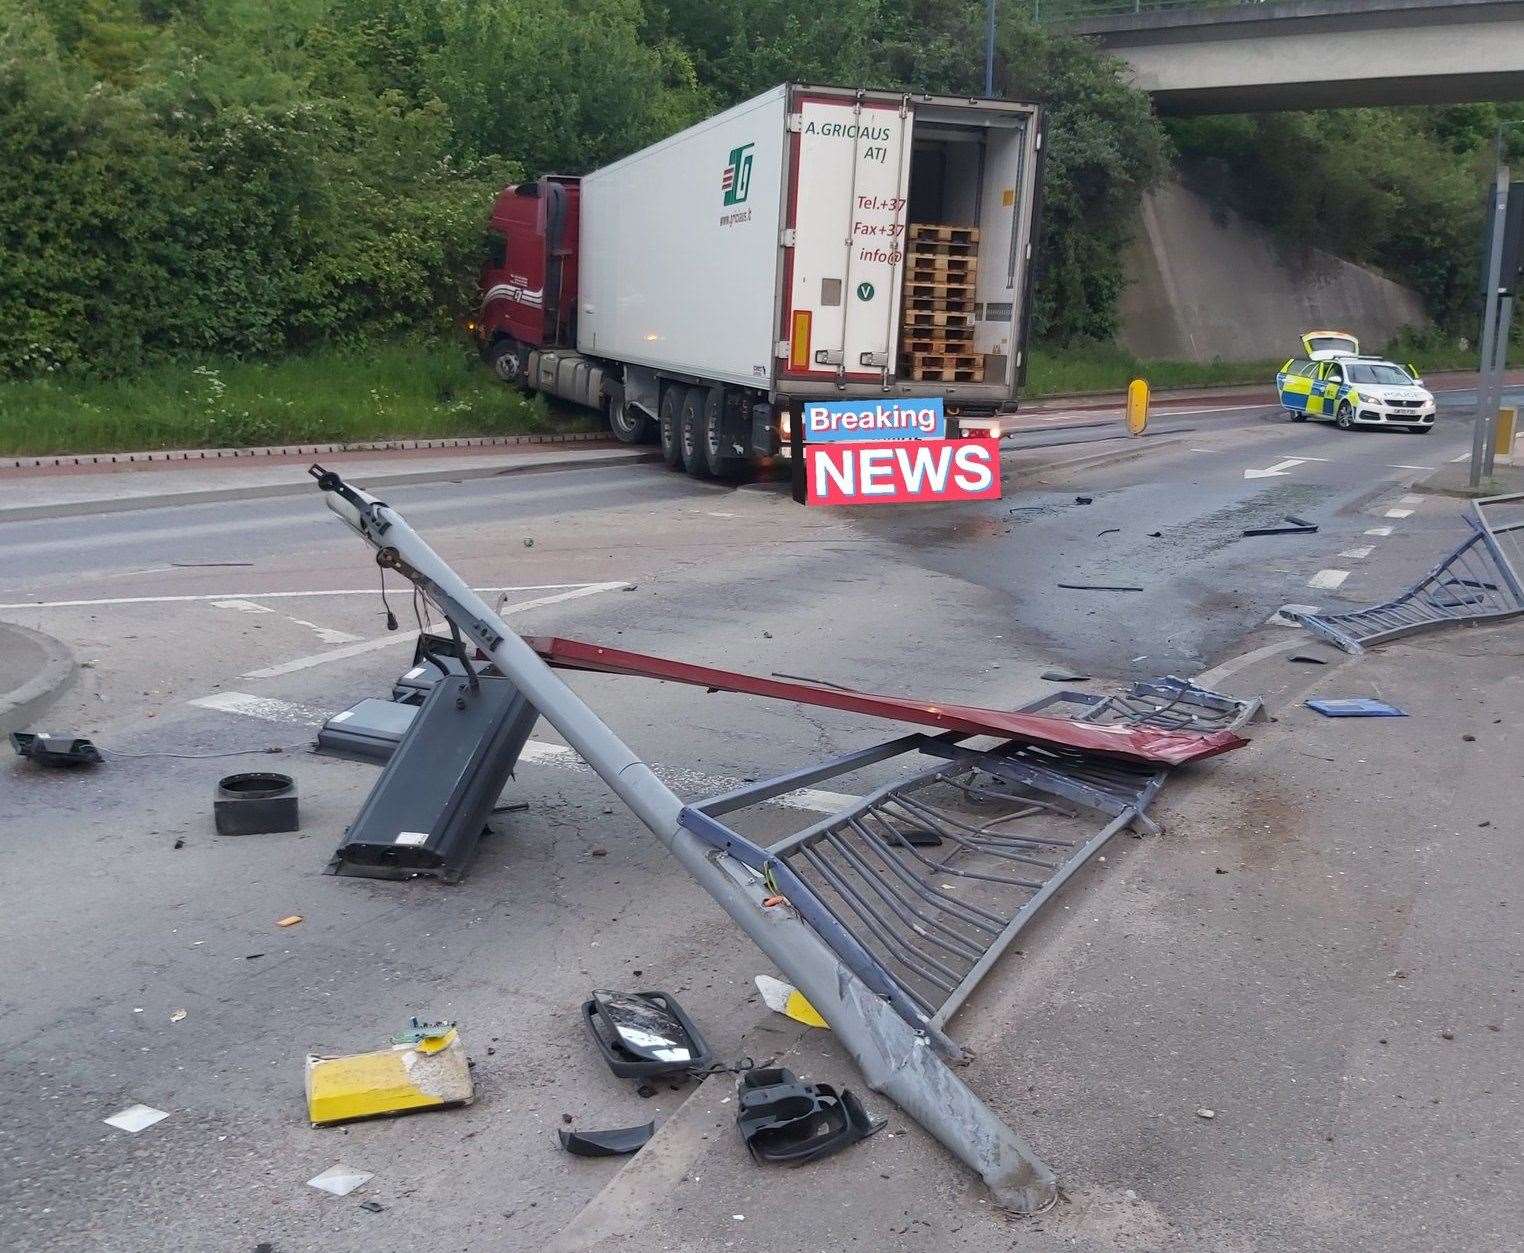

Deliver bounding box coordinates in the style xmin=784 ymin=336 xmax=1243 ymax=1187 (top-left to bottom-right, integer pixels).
xmin=524 ymin=636 xmax=1247 ymax=767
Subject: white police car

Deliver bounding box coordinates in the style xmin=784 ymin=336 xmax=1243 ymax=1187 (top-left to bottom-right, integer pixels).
xmin=1276 ymin=352 xmax=1436 ymax=434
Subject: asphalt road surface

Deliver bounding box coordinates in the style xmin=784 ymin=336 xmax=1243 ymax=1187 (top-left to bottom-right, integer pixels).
xmin=3 ymin=389 xmax=1520 ymax=1251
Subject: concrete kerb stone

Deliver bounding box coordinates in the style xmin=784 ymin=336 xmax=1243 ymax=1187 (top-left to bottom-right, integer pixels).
xmin=0 ymin=621 xmax=76 ymax=735
xmin=0 ymin=449 xmax=663 ymax=524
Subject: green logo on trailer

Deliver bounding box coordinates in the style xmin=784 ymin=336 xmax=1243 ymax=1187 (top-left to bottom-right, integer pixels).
xmin=856 ymin=282 xmax=875 ymax=301
xmin=722 ymin=143 xmax=755 ymax=206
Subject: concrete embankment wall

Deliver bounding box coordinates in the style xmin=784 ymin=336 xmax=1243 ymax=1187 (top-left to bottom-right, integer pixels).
xmin=1117 ymin=177 xmax=1428 ymax=363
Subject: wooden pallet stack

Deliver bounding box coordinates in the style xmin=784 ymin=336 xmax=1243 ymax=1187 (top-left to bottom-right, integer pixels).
xmin=901 ymin=225 xmax=980 ymax=382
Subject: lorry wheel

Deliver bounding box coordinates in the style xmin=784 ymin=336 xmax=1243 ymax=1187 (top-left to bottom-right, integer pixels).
xmin=702 ymin=394 xmax=745 ymax=480
xmin=679 ymin=389 xmax=712 ymax=478
xmin=605 ymin=386 xmax=653 ymax=444
xmin=659 ymin=386 xmax=686 ymax=469
xmin=487 ymin=339 xmax=525 ymax=385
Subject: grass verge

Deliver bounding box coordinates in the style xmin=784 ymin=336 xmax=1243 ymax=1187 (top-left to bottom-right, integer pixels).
xmin=0 ymin=339 xmax=597 ymax=456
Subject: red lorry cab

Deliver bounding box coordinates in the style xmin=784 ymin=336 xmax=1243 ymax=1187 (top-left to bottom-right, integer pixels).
xmin=480 ymin=176 xmax=580 ymax=352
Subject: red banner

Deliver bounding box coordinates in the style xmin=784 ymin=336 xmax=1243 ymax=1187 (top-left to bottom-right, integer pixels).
xmin=805 ymin=437 xmax=1002 ymax=506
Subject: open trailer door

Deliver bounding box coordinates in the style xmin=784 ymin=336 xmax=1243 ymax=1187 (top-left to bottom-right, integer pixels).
xmin=781 ymin=88 xmax=914 ymax=387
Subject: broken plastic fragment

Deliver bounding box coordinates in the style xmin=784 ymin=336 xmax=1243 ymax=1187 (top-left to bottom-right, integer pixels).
xmin=754 ymin=975 xmax=829 ymax=1029
xmin=307 ymin=1165 xmax=373 ymax=1197
xmin=104 ymin=1104 xmax=169 ymax=1133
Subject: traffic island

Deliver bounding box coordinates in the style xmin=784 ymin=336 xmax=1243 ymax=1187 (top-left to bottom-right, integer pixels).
xmin=0 ymin=621 xmax=76 ymax=734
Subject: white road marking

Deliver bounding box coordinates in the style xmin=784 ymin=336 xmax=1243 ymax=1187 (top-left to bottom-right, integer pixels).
xmin=190 ymin=697 xmax=859 ymax=814
xmin=0 ymin=584 xmax=602 ymax=611
xmin=1386 ymin=464 xmax=1433 ymax=471
xmin=1451 ymin=452 xmax=1470 ymax=463
xmin=1244 ymin=457 xmax=1321 ymax=479
xmin=1339 ymin=546 xmax=1374 ymax=560
xmin=1308 ymin=569 xmax=1350 ymax=590
xmin=240 ymin=584 xmax=629 ymax=678
xmin=285 ymin=617 xmax=364 ymax=645
xmin=212 ymin=599 xmax=274 ymax=615
xmin=1384 ymin=508 xmax=1414 ymax=519
xmin=188 ymin=691 xmax=330 ymax=725
xmin=1196 ymin=637 xmax=1305 ymax=685
xmin=1365 ymin=526 xmax=1394 ymax=536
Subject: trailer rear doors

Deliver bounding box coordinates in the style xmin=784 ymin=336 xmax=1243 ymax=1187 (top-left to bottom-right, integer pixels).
xmin=782 ymin=90 xmax=914 ymax=386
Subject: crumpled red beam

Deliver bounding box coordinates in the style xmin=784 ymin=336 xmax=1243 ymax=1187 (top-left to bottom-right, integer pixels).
xmin=524 ymin=636 xmax=1247 ymax=767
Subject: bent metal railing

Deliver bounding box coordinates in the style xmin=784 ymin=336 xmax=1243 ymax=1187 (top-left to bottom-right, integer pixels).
xmin=1293 ymin=493 xmax=1524 ymax=654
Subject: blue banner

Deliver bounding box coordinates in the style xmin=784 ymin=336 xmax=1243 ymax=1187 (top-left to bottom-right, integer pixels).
xmin=802 ymin=397 xmax=945 ymax=443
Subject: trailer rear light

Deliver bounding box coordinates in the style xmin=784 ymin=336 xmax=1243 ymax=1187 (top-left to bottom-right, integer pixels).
xmin=788 ymin=311 xmax=812 ymax=371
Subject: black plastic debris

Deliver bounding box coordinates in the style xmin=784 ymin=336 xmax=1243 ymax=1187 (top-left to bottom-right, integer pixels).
xmin=558 ymin=1121 xmax=656 ymax=1157
xmin=735 ymin=1067 xmax=883 ymax=1166
xmin=1244 ymin=515 xmax=1318 ymax=537
xmin=1040 ymin=669 xmax=1091 ymax=682
xmin=1288 ymin=655 xmax=1328 ymax=665
xmin=582 ymin=990 xmax=713 ymax=1079
xmin=10 ymin=732 xmax=102 ymax=767
xmin=1058 ymin=583 xmax=1143 ymax=592
xmin=214 ymin=773 xmax=299 ymax=835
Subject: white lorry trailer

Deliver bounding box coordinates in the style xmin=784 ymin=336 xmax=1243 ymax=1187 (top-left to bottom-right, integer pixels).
xmin=475 ymin=83 xmax=1044 ymax=484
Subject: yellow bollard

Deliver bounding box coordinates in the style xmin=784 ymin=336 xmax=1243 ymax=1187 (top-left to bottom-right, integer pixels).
xmin=1126 ymin=378 xmax=1149 ymax=436
xmin=1494 ymin=406 xmax=1517 ymax=460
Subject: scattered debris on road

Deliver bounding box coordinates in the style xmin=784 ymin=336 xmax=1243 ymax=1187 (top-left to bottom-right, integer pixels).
xmin=1058 ymin=582 xmax=1144 ymax=592
xmin=755 ymin=974 xmax=829 ymax=1028
xmin=1040 ymin=668 xmax=1091 ymax=682
xmin=214 ymin=772 xmax=298 ymax=835
xmin=10 ymin=732 xmax=102 ymax=767
xmin=306 ymin=1019 xmax=473 ymax=1125
xmin=104 ymin=1104 xmax=170 ymax=1133
xmin=1195 ymin=1108 xmax=1216 ymax=1120
xmin=306 ymin=1165 xmax=373 ymax=1197
xmin=736 ymin=1067 xmax=883 ymax=1165
xmin=1305 ymin=698 xmax=1407 ymax=718
xmin=1243 ymin=514 xmax=1318 ymax=537
xmin=276 ymin=915 xmax=303 ymax=927
xmin=583 ymin=990 xmax=712 ymax=1079
xmin=1288 ymin=655 xmax=1328 ymax=665
xmin=558 ymin=1121 xmax=656 ymax=1157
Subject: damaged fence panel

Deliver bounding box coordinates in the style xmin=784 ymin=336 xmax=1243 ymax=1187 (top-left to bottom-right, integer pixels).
xmin=1293 ymin=492 xmax=1524 ymax=654
xmin=310 ymin=465 xmax=1059 ymax=1214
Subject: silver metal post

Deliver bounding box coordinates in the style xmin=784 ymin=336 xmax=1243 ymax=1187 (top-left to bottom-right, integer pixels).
xmin=1473 ymin=165 xmax=1510 ymax=489
xmin=315 ymin=472 xmax=1058 ymax=1214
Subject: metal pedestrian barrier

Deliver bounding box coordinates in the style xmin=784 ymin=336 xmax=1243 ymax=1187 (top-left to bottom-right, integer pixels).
xmin=1293 ymin=492 xmax=1524 ymax=654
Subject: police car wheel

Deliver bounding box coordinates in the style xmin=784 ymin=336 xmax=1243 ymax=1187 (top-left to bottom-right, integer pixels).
xmin=1335 ymin=402 xmax=1355 ymax=430
xmin=1286 ymin=408 xmax=1306 ymax=423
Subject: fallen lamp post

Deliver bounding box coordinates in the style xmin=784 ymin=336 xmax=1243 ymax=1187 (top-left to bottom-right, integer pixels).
xmin=309 ymin=464 xmax=1059 ymax=1213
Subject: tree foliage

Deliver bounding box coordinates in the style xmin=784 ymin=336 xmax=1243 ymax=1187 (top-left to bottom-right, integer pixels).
xmin=4 ymin=0 xmax=1498 ymax=379
xmin=1169 ymin=104 xmax=1524 ymax=332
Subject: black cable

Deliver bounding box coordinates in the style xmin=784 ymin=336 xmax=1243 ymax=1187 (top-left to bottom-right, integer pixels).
xmin=102 ymin=742 xmax=314 ymax=760
xmin=378 ymin=561 xmax=398 ymax=631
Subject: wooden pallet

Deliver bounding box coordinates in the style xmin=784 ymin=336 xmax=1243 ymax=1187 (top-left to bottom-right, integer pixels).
xmin=907 ymin=351 xmax=980 ymax=369
xmin=905 ymin=238 xmax=976 ymax=257
xmin=905 ymin=255 xmax=976 ymax=278
xmin=903 ymin=308 xmax=975 ymax=330
xmin=902 ymin=293 xmax=975 ymax=313
xmin=909 ymin=224 xmax=978 ymax=244
xmin=903 ymin=279 xmax=976 ymax=299
xmin=908 ymin=364 xmax=982 ymax=382
xmin=902 ymin=337 xmax=974 ymax=355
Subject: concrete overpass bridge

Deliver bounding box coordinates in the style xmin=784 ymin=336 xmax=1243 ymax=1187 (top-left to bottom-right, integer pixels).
xmin=1049 ymin=0 xmax=1524 ymax=113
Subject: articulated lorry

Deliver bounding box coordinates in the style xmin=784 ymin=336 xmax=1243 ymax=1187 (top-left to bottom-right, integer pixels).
xmin=474 ymin=83 xmax=1044 ymax=481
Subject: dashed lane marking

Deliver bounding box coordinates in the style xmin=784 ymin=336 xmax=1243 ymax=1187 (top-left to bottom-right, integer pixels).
xmin=240 ymin=584 xmax=630 ymax=679
xmin=1384 ymin=508 xmax=1414 ymax=519
xmin=190 ymin=693 xmax=859 ymax=814
xmin=1386 ymin=464 xmax=1433 ymax=471
xmin=0 ymin=583 xmax=606 ymax=611
xmin=1365 ymin=526 xmax=1394 ymax=536
xmin=1308 ymin=569 xmax=1350 ymax=591
xmin=1339 ymin=546 xmax=1374 ymax=560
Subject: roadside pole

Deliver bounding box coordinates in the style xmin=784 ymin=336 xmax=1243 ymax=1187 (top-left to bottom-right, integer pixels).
xmin=1471 ymin=164 xmax=1509 ymax=490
